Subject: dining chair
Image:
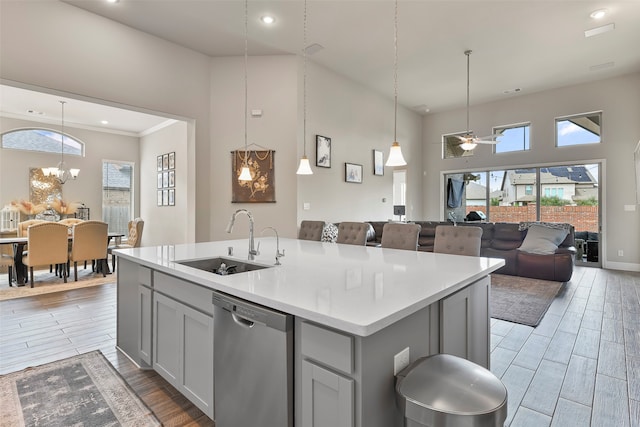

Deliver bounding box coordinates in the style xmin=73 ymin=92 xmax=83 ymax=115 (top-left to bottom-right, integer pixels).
xmin=109 ymin=217 xmax=144 ymax=271
xmin=380 ymin=223 xmax=421 ymax=250
xmin=298 ymin=220 xmax=325 ymax=241
xmin=336 ymin=222 xmax=369 ymax=246
xmin=69 ymin=221 xmax=109 ymax=281
xmin=58 ymin=218 xmax=85 ymax=227
xmin=433 ymin=225 xmax=483 ymax=256
xmin=1 ymin=242 xmax=15 ymax=285
xmin=17 ymin=219 xmax=46 ymax=237
xmin=22 ymin=222 xmax=69 ymax=287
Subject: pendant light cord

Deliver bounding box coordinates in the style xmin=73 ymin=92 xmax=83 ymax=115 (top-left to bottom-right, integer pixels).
xmin=60 ymin=101 xmax=65 ymax=164
xmin=243 ymin=0 xmax=249 ymax=165
xmin=465 ymin=50 xmax=471 ymax=134
xmin=303 ymin=0 xmax=308 ymax=157
xmin=393 ymin=0 xmax=398 ymax=143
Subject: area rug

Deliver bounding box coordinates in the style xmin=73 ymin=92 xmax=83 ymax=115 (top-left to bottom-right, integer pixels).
xmin=0 ymin=270 xmax=116 ymax=301
xmin=491 ymin=274 xmax=564 ymax=327
xmin=0 ymin=350 xmax=160 ymax=427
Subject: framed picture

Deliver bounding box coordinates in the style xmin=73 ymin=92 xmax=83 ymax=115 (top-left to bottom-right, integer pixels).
xmin=169 ymin=170 xmax=175 ymax=188
xmin=157 ymin=190 xmax=163 ymax=206
xmin=231 ymin=150 xmax=276 ymax=203
xmin=316 ymin=135 xmax=331 ymax=168
xmin=162 ymin=153 xmax=169 ymax=170
xmin=168 ymin=152 xmax=175 ymax=169
xmin=157 ymin=155 xmax=163 ymax=171
xmin=157 ymin=172 xmax=163 ymax=189
xmin=168 ymin=188 xmax=175 ymax=206
xmin=345 ymin=162 xmax=363 ymax=183
xmin=162 ymin=189 xmax=169 ymax=206
xmin=162 ymin=171 xmax=169 ymax=188
xmin=373 ymin=150 xmax=384 ymax=176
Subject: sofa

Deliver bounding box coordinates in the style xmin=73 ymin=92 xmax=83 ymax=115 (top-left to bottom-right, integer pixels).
xmin=367 ymin=220 xmax=575 ymax=282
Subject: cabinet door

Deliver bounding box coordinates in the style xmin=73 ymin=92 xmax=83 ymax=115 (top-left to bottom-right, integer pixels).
xmin=440 ymin=277 xmax=490 ymax=368
xmin=302 ymin=360 xmax=354 ymax=427
xmin=180 ymin=303 xmax=214 ymax=419
xmin=138 ymin=285 xmax=152 ymax=366
xmin=153 ymin=293 xmax=180 ymax=385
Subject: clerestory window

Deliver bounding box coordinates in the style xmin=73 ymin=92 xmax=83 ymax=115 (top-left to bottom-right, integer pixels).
xmin=1 ymin=128 xmax=84 ymax=156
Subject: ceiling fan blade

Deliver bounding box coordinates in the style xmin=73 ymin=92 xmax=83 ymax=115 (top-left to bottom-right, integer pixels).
xmin=474 ymin=140 xmax=500 ymax=145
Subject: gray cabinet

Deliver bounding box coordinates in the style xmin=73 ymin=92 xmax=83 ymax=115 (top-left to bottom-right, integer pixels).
xmin=302 ymin=360 xmax=354 ymax=427
xmin=152 ymin=284 xmax=214 ymax=419
xmin=138 ymin=284 xmax=153 ymax=365
xmin=300 ymin=322 xmax=354 ymax=427
xmin=440 ymin=276 xmax=490 ymax=368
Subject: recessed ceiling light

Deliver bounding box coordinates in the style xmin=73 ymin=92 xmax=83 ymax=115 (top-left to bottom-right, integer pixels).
xmin=590 ymin=9 xmax=607 ymax=19
xmin=101 ymin=120 xmax=109 ymax=125
xmin=503 ymin=88 xmax=522 ymax=94
xmin=27 ymin=109 xmax=44 ymax=115
xmin=106 ymin=0 xmax=120 ymax=4
xmin=261 ymin=16 xmax=275 ymax=24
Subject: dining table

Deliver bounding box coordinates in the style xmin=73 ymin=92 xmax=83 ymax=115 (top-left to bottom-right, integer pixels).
xmin=0 ymin=232 xmax=125 ymax=286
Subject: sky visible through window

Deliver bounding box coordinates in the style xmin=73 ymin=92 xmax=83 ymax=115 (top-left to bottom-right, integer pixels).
xmin=556 ymin=121 xmax=600 ymax=146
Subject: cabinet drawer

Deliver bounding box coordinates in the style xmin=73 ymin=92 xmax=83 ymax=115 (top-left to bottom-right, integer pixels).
xmin=154 ymin=272 xmax=213 ymax=315
xmin=301 ymin=322 xmax=353 ymax=374
xmin=138 ymin=266 xmax=152 ymax=287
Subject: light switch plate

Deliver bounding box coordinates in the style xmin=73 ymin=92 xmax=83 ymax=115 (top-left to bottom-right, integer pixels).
xmin=624 ymin=205 xmax=636 ymax=211
xmin=303 ymin=202 xmax=310 ymax=210
xmin=394 ymin=347 xmax=410 ymax=375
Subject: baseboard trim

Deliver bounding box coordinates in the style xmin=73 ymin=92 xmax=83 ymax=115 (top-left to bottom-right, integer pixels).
xmin=604 ymin=261 xmax=640 ymax=272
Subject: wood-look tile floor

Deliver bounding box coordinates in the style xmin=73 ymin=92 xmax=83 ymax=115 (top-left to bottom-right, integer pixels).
xmin=1 ymin=266 xmax=639 ymax=426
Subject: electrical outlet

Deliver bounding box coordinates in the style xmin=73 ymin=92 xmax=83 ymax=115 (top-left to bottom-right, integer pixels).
xmin=618 ymin=250 xmax=624 ymax=257
xmin=394 ymin=347 xmax=410 ymax=375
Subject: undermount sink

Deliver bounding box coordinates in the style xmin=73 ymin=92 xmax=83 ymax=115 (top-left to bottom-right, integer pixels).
xmin=176 ymin=257 xmax=272 ymax=276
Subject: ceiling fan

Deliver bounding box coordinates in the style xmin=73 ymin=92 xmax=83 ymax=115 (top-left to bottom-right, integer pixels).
xmin=457 ymin=50 xmax=501 ymax=151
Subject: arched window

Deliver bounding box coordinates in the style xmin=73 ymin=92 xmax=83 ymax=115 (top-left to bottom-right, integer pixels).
xmin=1 ymin=128 xmax=84 ymax=156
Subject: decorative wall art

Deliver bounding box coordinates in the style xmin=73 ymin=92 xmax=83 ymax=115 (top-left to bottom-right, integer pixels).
xmin=345 ymin=163 xmax=363 ymax=183
xmin=373 ymin=150 xmax=384 ymax=176
xmin=231 ymin=149 xmax=276 ymax=203
xmin=316 ymin=135 xmax=331 ymax=168
xmin=157 ymin=151 xmax=175 ymax=206
xmin=29 ymin=168 xmax=62 ymax=207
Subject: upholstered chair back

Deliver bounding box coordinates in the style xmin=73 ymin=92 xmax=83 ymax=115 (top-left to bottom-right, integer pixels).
xmin=1 ymin=241 xmax=14 ymax=285
xmin=298 ymin=220 xmax=325 ymax=241
xmin=336 ymin=222 xmax=369 ymax=246
xmin=126 ymin=218 xmax=145 ymax=247
xmin=70 ymin=221 xmax=109 ymax=264
xmin=17 ymin=219 xmax=46 ymax=237
xmin=434 ymin=225 xmax=483 ymax=256
xmin=23 ymin=222 xmax=69 ymax=268
xmin=59 ymin=218 xmax=85 ymax=227
xmin=381 ymin=223 xmax=422 ymax=250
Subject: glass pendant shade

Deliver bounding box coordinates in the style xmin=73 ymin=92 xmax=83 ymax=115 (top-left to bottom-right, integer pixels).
xmin=238 ymin=165 xmax=252 ymax=181
xmin=385 ymin=142 xmax=407 ymax=167
xmin=296 ymin=156 xmax=313 ymax=175
xmin=460 ymin=141 xmax=478 ymax=151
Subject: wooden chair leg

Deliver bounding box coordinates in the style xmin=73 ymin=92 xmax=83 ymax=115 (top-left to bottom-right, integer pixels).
xmin=112 ymin=254 xmax=116 ymax=272
xmin=102 ymin=259 xmax=106 ymax=277
xmin=74 ymin=262 xmax=78 ymax=281
xmin=30 ymin=266 xmax=34 ymax=288
xmin=63 ymin=263 xmax=67 ymax=283
xmin=8 ymin=266 xmax=13 ymax=286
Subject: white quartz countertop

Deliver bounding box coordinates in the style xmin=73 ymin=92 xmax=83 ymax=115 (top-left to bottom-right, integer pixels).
xmin=115 ymin=238 xmax=504 ymax=336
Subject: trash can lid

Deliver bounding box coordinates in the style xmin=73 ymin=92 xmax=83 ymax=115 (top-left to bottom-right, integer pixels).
xmin=396 ymin=354 xmax=507 ymax=416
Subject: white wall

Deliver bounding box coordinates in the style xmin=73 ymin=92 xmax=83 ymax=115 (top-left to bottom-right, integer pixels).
xmin=140 ymin=121 xmax=189 ymax=246
xmin=0 ymin=1 xmax=209 ymax=243
xmin=0 ymin=116 xmax=139 ymax=221
xmin=298 ymin=60 xmax=423 ymax=224
xmin=423 ymin=73 xmax=640 ymax=270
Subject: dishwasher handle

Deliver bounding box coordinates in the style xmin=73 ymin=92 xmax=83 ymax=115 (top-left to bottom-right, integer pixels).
xmin=232 ymin=313 xmax=255 ymax=328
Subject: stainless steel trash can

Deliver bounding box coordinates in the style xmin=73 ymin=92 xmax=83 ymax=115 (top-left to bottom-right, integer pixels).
xmin=396 ymin=354 xmax=507 ymax=427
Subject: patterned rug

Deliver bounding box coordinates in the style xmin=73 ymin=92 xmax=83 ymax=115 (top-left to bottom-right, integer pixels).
xmin=0 ymin=269 xmax=115 ymax=301
xmin=0 ymin=350 xmax=160 ymax=427
xmin=491 ymin=274 xmax=564 ymax=327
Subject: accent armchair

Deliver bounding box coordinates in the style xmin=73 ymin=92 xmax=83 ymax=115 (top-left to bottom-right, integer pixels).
xmin=109 ymin=218 xmax=144 ymax=271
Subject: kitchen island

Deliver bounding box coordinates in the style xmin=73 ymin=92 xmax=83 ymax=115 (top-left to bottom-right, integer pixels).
xmin=115 ymin=238 xmax=504 ymax=427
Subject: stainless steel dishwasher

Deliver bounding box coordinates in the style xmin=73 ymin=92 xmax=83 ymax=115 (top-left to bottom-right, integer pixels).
xmin=212 ymin=291 xmax=293 ymax=427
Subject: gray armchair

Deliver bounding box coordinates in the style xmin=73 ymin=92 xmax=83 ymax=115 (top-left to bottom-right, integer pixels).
xmin=434 ymin=225 xmax=483 ymax=256
xmin=336 ymin=222 xmax=369 ymax=246
xmin=381 ymin=223 xmax=421 ymax=250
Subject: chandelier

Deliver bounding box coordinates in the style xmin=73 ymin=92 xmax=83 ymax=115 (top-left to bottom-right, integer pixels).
xmin=42 ymin=101 xmax=79 ymax=184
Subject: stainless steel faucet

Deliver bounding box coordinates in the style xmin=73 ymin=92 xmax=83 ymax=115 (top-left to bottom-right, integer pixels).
xmin=226 ymin=209 xmax=260 ymax=260
xmin=262 ymin=226 xmax=284 ymax=265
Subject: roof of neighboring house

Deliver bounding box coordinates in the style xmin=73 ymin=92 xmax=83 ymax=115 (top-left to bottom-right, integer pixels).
xmin=505 ymin=166 xmax=597 ymax=187
xmin=102 ymin=163 xmax=132 ymax=189
xmin=2 ymin=129 xmax=82 ymax=156
xmin=465 ymin=182 xmax=486 ymax=200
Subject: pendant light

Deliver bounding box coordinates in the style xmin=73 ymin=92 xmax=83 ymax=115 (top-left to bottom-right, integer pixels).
xmin=238 ymin=0 xmax=252 ymax=182
xmin=42 ymin=101 xmax=80 ymax=184
xmin=296 ymin=0 xmax=313 ymax=175
xmin=385 ymin=0 xmax=407 ymax=167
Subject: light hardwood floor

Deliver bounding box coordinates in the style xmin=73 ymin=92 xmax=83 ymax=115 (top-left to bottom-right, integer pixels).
xmin=1 ymin=266 xmax=639 ymax=426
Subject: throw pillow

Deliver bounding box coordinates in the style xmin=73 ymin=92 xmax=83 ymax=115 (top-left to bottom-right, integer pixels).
xmin=321 ymin=222 xmax=338 ymax=243
xmin=518 ymin=224 xmax=569 ymax=255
